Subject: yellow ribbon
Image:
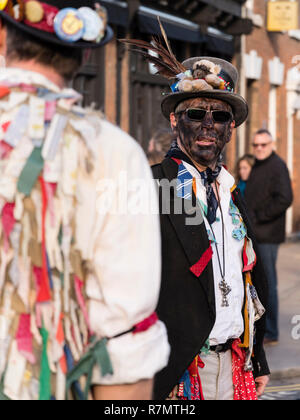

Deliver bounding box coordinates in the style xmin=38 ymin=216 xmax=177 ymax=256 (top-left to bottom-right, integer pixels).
xmin=239 ymin=271 xmax=253 ymax=348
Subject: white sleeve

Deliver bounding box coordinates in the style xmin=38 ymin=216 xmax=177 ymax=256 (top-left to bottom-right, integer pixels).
xmin=88 ymin=123 xmax=170 ymax=385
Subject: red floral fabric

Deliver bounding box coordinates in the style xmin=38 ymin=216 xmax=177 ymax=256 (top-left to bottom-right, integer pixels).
xmin=232 ymin=339 xmax=258 ymax=400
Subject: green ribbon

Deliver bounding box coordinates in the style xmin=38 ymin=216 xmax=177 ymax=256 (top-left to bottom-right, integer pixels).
xmin=0 ymin=386 xmax=10 ymax=401
xmin=39 ymin=327 xmax=52 ymax=401
xmin=200 ymin=339 xmax=211 ymax=355
xmin=0 ymin=376 xmax=10 ymax=401
xmin=0 ymin=391 xmax=10 ymax=401
xmin=17 ymin=146 xmax=44 ymax=197
xmin=66 ymin=338 xmax=113 ymax=400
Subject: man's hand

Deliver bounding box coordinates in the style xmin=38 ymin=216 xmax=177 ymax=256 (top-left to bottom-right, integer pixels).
xmin=93 ymin=379 xmax=153 ymax=400
xmin=255 ymin=375 xmax=270 ymax=397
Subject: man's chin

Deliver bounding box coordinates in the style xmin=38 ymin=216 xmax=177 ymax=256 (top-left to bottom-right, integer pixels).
xmin=191 ymin=148 xmax=220 ymax=168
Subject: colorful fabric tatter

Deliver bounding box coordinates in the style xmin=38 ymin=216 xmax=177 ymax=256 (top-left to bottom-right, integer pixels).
xmin=176 ymin=161 xmax=193 ymax=200
xmin=0 ymin=78 xmax=111 ymax=400
xmin=0 ymin=69 xmax=163 ymax=401
xmin=177 ymin=355 xmax=205 ymax=400
xmin=229 ymin=198 xmax=247 ymax=241
xmin=232 ymin=339 xmax=258 ymax=400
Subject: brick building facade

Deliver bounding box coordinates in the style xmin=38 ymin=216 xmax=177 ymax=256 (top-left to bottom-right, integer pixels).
xmin=227 ymin=0 xmax=300 ymax=235
xmin=74 ymin=0 xmax=300 ymax=234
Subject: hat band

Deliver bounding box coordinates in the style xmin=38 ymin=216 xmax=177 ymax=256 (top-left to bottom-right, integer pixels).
xmin=1 ymin=0 xmax=107 ymax=44
xmin=9 ymin=2 xmax=58 ymax=33
xmin=218 ymin=69 xmax=234 ymax=92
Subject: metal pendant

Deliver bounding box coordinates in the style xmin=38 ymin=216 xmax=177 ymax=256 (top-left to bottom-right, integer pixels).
xmin=219 ymin=278 xmax=232 ymax=307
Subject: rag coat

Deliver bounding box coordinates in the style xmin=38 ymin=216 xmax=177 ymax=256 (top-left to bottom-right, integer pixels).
xmin=152 ymin=157 xmax=270 ymax=401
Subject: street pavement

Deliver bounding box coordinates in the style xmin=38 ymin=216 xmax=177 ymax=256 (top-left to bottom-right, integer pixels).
xmin=261 ymin=241 xmax=300 ymax=400
xmin=260 ymin=377 xmax=300 ymax=400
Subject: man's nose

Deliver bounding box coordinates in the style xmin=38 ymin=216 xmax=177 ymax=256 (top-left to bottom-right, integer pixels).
xmin=201 ymin=111 xmax=214 ymax=128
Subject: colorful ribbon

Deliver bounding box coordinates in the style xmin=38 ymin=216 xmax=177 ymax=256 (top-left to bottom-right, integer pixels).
xmin=232 ymin=339 xmax=257 ymax=400
xmin=177 ymin=355 xmax=205 ymax=400
xmin=36 ymin=176 xmax=51 ymax=303
xmin=17 ymin=146 xmax=44 ymax=197
xmin=133 ymin=312 xmax=158 ymax=334
xmin=66 ymin=338 xmax=113 ymax=400
xmin=39 ymin=327 xmax=52 ymax=401
xmin=16 ymin=314 xmax=36 ymax=365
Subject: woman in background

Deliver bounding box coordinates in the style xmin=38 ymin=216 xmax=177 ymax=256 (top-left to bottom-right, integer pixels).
xmin=148 ymin=129 xmax=174 ymax=166
xmin=236 ymin=154 xmax=255 ymax=196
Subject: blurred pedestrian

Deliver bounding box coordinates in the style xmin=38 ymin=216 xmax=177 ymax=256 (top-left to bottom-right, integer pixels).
xmin=147 ymin=129 xmax=174 ymax=165
xmin=245 ymin=129 xmax=293 ymax=345
xmin=236 ymin=154 xmax=255 ymax=197
xmin=0 ymin=0 xmax=169 ymax=400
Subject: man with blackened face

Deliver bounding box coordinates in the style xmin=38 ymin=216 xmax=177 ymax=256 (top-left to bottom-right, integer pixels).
xmin=149 ymin=55 xmax=270 ymax=401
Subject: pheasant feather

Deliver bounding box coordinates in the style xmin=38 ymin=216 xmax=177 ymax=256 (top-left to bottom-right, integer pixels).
xmin=120 ymin=20 xmax=186 ymax=79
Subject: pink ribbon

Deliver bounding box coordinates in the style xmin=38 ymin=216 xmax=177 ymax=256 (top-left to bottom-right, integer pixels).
xmin=133 ymin=312 xmax=158 ymax=334
xmin=16 ymin=314 xmax=36 ymax=364
xmin=74 ymin=275 xmax=93 ymax=336
xmin=2 ymin=202 xmax=16 ymax=252
xmin=44 ymin=101 xmax=57 ymax=122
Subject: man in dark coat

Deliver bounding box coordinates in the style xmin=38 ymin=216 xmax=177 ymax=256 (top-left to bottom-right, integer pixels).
xmin=245 ymin=129 xmax=293 ymax=345
xmin=149 ymin=56 xmax=270 ymax=400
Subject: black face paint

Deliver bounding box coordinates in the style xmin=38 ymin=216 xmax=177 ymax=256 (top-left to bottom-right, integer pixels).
xmin=174 ymin=98 xmax=234 ymax=169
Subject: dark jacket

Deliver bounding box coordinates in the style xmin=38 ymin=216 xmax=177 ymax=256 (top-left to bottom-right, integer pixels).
xmin=152 ymin=158 xmax=270 ymax=401
xmin=244 ymin=152 xmax=293 ymax=244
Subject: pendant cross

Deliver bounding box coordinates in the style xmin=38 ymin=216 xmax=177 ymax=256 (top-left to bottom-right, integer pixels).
xmin=219 ymin=279 xmax=232 ymax=307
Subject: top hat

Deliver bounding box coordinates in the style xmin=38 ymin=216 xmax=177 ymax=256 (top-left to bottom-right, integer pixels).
xmin=161 ymin=57 xmax=248 ymax=127
xmin=121 ymin=29 xmax=248 ymax=127
xmin=0 ymin=0 xmax=113 ymax=49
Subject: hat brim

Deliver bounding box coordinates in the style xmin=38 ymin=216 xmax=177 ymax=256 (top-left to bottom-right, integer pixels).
xmin=161 ymin=90 xmax=248 ymax=127
xmin=0 ymin=11 xmax=113 ymax=49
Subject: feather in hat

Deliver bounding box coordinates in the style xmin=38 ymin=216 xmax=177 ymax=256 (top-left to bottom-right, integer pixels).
xmin=120 ymin=17 xmax=186 ymax=79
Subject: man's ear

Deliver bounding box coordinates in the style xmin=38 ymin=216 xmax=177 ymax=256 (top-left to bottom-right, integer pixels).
xmin=170 ymin=113 xmax=177 ymax=131
xmin=0 ymin=19 xmax=7 ymax=57
xmin=225 ymin=120 xmax=236 ymax=144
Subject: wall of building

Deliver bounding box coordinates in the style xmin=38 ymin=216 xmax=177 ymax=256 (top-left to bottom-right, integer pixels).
xmin=229 ymin=0 xmax=300 ymax=234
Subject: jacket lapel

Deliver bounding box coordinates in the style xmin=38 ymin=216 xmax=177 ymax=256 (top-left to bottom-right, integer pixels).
xmin=159 ymin=158 xmax=215 ymax=311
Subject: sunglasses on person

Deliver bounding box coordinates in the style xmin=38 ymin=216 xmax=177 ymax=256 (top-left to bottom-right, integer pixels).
xmin=176 ymin=108 xmax=233 ymax=124
xmin=252 ymin=142 xmax=272 ymax=148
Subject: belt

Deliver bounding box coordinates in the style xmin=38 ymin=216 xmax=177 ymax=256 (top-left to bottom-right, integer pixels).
xmin=209 ymin=339 xmax=234 ymax=353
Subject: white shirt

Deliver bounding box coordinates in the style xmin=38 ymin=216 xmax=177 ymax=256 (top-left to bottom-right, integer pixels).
xmin=183 ymin=162 xmax=245 ymax=346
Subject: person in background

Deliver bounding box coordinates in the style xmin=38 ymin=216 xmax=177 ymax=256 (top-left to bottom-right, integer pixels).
xmin=245 ymin=129 xmax=293 ymax=346
xmin=147 ymin=129 xmax=174 ymax=166
xmin=236 ymin=154 xmax=255 ymax=197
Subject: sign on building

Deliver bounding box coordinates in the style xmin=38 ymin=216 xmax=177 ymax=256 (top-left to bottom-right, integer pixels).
xmin=267 ymin=1 xmax=299 ymax=31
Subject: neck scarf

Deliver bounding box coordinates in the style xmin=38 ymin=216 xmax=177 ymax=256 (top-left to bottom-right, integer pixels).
xmin=166 ymin=140 xmax=222 ymax=224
